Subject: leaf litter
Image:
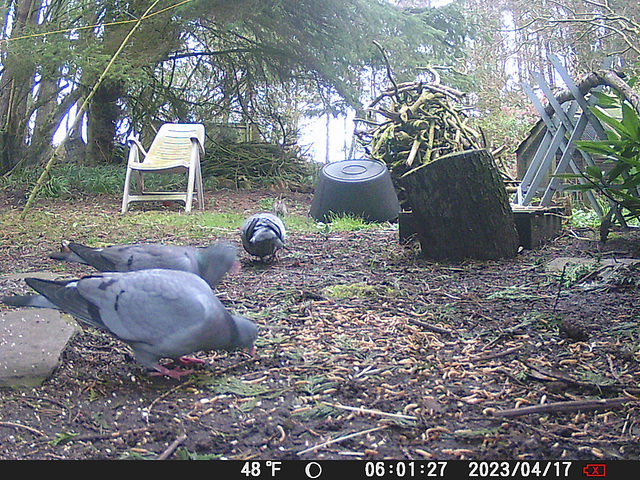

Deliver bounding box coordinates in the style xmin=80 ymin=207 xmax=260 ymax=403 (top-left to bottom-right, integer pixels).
xmin=0 ymin=190 xmax=639 ymax=460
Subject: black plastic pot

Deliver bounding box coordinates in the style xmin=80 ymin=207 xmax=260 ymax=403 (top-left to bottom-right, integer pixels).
xmin=310 ymin=159 xmax=400 ymax=223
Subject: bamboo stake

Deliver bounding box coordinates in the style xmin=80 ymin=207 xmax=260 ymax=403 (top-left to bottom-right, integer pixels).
xmin=296 ymin=425 xmax=388 ymax=456
xmin=322 ymin=402 xmax=419 ymax=421
xmin=406 ymin=137 xmax=421 ymax=167
xmin=20 ymin=0 xmax=163 ymax=221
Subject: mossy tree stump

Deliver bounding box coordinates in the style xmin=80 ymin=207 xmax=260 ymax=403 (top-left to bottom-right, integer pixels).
xmin=400 ymin=149 xmax=519 ymax=261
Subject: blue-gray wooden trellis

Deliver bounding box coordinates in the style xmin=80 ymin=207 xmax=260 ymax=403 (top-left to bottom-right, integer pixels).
xmin=513 ymin=54 xmax=622 ymax=222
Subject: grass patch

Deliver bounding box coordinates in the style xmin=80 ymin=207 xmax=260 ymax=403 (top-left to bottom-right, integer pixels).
xmin=199 ymin=376 xmax=284 ymax=399
xmin=323 ymin=282 xmax=376 ymax=299
xmin=486 ymin=286 xmax=538 ymax=301
xmin=0 ymin=163 xmax=215 ymax=198
xmin=316 ymin=212 xmax=383 ymax=233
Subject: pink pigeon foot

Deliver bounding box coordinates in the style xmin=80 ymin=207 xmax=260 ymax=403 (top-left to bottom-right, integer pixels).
xmin=151 ymin=364 xmax=194 ymax=379
xmin=176 ymin=356 xmax=206 ymax=366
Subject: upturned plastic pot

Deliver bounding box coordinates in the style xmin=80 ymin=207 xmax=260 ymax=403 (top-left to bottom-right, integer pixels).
xmin=310 ymin=159 xmax=400 ymax=223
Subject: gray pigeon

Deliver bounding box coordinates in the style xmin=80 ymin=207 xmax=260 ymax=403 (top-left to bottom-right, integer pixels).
xmin=49 ymin=240 xmax=238 ymax=288
xmin=4 ymin=269 xmax=258 ymax=379
xmin=7 ymin=240 xmax=239 ymax=311
xmin=240 ymin=212 xmax=286 ymax=261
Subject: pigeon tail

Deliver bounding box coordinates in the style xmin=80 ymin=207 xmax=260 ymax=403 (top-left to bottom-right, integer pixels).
xmin=1 ymin=294 xmax=59 ymax=309
xmin=67 ymin=242 xmax=116 ymax=271
xmin=24 ymin=277 xmax=107 ymax=332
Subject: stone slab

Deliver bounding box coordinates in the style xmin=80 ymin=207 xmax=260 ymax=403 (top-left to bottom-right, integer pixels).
xmin=0 ymin=306 xmax=79 ymax=389
xmin=547 ymin=256 xmax=640 ymax=272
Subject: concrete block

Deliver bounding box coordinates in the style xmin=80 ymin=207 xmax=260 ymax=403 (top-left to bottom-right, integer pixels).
xmin=0 ymin=309 xmax=78 ymax=389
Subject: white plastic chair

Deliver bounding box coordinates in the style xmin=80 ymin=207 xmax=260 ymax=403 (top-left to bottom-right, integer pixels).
xmin=121 ymin=123 xmax=205 ymax=213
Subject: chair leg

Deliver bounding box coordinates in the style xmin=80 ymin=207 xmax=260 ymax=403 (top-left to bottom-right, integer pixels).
xmin=195 ymin=161 xmax=204 ymax=210
xmin=121 ymin=167 xmax=133 ymax=213
xmin=134 ymin=171 xmax=144 ymax=194
xmin=185 ymin=164 xmax=196 ymax=213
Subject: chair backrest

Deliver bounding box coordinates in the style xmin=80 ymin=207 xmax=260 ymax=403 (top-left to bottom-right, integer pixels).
xmin=143 ymin=124 xmax=205 ymax=169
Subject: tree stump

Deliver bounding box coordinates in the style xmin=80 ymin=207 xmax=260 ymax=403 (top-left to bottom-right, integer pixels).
xmin=400 ymin=149 xmax=519 ymax=261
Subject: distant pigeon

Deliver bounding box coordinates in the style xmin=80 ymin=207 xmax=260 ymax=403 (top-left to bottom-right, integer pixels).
xmin=2 ymin=269 xmax=258 ymax=379
xmin=240 ymin=212 xmax=286 ymax=261
xmin=49 ymin=240 xmax=239 ymax=288
xmin=272 ymin=197 xmax=288 ymax=217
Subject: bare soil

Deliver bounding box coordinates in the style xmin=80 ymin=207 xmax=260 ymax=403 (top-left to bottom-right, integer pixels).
xmin=0 ymin=189 xmax=639 ymax=460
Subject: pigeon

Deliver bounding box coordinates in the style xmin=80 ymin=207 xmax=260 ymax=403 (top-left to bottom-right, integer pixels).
xmin=3 ymin=269 xmax=258 ymax=379
xmin=4 ymin=241 xmax=238 ymax=310
xmin=1 ymin=293 xmax=59 ymax=309
xmin=240 ymin=212 xmax=286 ymax=261
xmin=49 ymin=240 xmax=239 ymax=288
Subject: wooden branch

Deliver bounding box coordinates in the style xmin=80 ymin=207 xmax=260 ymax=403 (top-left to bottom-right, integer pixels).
xmin=157 ymin=433 xmax=187 ymax=460
xmin=373 ymin=41 xmax=400 ymax=103
xmin=0 ymin=421 xmax=46 ymax=437
xmin=525 ymin=361 xmax=640 ymax=395
xmin=490 ymin=397 xmax=636 ymax=418
xmin=543 ymin=69 xmax=640 ymax=117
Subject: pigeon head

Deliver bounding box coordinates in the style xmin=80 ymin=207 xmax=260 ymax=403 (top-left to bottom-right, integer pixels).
xmin=198 ymin=242 xmax=240 ymax=287
xmin=232 ymin=315 xmax=259 ymax=355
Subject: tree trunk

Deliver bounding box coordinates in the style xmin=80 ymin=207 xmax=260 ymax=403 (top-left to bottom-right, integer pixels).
xmin=85 ymin=80 xmax=123 ymax=165
xmin=0 ymin=0 xmax=39 ymax=174
xmin=400 ymin=149 xmax=519 ymax=262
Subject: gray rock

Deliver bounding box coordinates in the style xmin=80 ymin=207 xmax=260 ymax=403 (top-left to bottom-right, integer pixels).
xmin=0 ymin=309 xmax=78 ymax=389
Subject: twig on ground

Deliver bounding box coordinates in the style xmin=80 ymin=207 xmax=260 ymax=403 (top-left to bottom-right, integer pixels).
xmin=525 ymin=361 xmax=640 ymax=395
xmin=407 ymin=317 xmax=454 ymax=336
xmin=0 ymin=421 xmax=46 ymax=437
xmin=61 ymin=428 xmax=149 ymax=443
xmin=323 ymin=402 xmax=418 ymax=421
xmin=297 ymin=425 xmax=388 ymax=456
xmin=157 ymin=432 xmax=187 ymax=460
xmin=489 ymin=397 xmax=637 ymax=418
xmin=467 ymin=345 xmax=522 ymax=363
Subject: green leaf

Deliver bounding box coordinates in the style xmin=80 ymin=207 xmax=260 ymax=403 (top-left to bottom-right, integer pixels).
xmin=590 ymin=106 xmax=632 ymax=138
xmin=562 ymin=183 xmax=597 ymax=192
xmin=621 ymin=102 xmax=640 ymax=138
xmin=620 ymin=174 xmax=640 ymax=190
xmin=591 ymin=91 xmax=619 ymax=108
xmin=585 ymin=165 xmax=603 ymax=180
xmin=606 ymin=162 xmax=630 ymax=181
xmin=575 ymin=140 xmax=618 ymax=156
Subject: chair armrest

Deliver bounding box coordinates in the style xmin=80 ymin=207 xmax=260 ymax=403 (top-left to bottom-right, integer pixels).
xmin=190 ymin=135 xmax=205 ymax=155
xmin=127 ymin=136 xmax=148 ymax=164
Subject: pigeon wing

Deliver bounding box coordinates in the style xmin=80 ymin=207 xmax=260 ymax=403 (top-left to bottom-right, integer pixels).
xmin=69 ymin=242 xmax=196 ymax=273
xmin=24 ymin=277 xmax=108 ymax=331
xmin=74 ymin=270 xmax=239 ymax=364
xmin=241 ymin=213 xmax=286 ymax=258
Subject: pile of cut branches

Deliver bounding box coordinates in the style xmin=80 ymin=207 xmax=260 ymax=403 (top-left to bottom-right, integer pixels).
xmin=201 ymin=141 xmax=312 ymax=190
xmin=355 ymin=79 xmax=485 ymax=187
